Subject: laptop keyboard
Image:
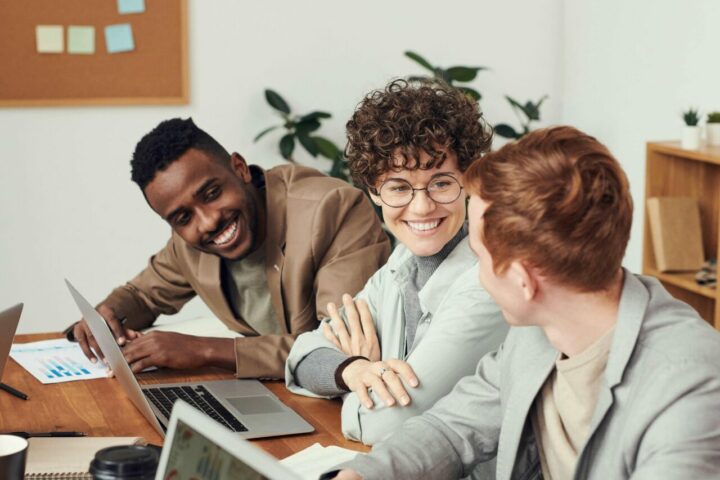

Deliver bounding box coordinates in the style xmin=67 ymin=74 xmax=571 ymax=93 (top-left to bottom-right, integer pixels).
xmin=143 ymin=385 xmax=248 ymax=432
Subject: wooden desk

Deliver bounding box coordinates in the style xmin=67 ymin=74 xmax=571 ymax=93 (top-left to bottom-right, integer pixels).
xmin=0 ymin=333 xmax=369 ymax=458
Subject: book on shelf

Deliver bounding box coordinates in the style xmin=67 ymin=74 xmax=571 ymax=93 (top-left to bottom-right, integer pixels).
xmin=24 ymin=436 xmax=145 ymax=479
xmin=646 ymin=197 xmax=705 ymax=273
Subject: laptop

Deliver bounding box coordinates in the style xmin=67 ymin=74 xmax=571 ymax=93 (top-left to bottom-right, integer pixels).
xmin=65 ymin=279 xmax=314 ymax=439
xmin=0 ymin=303 xmax=23 ymax=380
xmin=156 ymin=399 xmax=300 ymax=480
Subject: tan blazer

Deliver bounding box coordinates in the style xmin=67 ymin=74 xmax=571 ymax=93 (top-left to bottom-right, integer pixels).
xmin=97 ymin=165 xmax=390 ymax=378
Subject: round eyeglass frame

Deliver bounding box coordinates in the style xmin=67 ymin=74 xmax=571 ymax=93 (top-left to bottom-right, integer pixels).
xmin=370 ymin=174 xmax=464 ymax=208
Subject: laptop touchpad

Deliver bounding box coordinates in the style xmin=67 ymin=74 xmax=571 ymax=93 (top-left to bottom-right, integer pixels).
xmin=226 ymin=395 xmax=285 ymax=415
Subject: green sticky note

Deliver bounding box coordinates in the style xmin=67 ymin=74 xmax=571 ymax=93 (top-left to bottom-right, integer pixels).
xmin=67 ymin=26 xmax=95 ymax=55
xmin=36 ymin=25 xmax=64 ymax=53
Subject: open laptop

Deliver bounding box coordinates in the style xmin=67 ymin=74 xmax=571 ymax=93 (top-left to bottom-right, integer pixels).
xmin=0 ymin=303 xmax=23 ymax=380
xmin=156 ymin=399 xmax=300 ymax=480
xmin=65 ymin=279 xmax=314 ymax=439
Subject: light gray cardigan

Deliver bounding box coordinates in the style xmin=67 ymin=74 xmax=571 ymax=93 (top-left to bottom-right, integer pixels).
xmin=285 ymin=237 xmax=508 ymax=445
xmin=335 ymin=271 xmax=720 ymax=479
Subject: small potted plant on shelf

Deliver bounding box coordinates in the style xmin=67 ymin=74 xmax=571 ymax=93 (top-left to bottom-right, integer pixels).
xmin=681 ymin=107 xmax=701 ymax=150
xmin=706 ymin=111 xmax=720 ymax=147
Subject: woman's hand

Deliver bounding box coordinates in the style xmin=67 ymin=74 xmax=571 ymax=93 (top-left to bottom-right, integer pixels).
xmin=341 ymin=358 xmax=419 ymax=409
xmin=323 ymin=294 xmax=381 ymax=362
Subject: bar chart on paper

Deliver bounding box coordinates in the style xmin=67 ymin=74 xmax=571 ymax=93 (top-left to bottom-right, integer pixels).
xmin=10 ymin=338 xmax=109 ymax=384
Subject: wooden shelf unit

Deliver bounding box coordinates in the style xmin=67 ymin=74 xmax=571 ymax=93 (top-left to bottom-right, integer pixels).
xmin=643 ymin=141 xmax=720 ymax=329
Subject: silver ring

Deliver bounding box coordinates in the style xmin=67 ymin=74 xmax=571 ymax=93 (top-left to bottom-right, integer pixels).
xmin=378 ymin=367 xmax=388 ymax=377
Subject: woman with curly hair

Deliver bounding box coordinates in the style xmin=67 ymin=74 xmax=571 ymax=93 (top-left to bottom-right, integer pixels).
xmin=285 ymin=80 xmax=508 ymax=446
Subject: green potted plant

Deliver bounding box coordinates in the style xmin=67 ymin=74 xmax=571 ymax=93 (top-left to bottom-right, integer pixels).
xmin=681 ymin=107 xmax=701 ymax=150
xmin=706 ymin=111 xmax=720 ymax=147
xmin=494 ymin=95 xmax=548 ymax=139
xmin=404 ymin=51 xmax=487 ymax=101
xmin=255 ymin=89 xmax=349 ymax=181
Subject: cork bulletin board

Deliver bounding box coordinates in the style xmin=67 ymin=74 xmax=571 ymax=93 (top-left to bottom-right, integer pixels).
xmin=0 ymin=0 xmax=188 ymax=106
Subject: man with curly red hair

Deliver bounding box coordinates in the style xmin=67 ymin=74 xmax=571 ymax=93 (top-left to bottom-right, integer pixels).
xmin=328 ymin=126 xmax=720 ymax=479
xmin=286 ymin=80 xmax=508 ymax=448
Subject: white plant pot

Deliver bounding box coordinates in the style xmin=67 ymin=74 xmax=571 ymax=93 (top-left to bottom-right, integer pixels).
xmin=682 ymin=126 xmax=701 ymax=150
xmin=706 ymin=123 xmax=720 ymax=147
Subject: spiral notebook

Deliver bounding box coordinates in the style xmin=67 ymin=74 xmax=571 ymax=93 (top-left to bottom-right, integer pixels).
xmin=25 ymin=436 xmax=145 ymax=479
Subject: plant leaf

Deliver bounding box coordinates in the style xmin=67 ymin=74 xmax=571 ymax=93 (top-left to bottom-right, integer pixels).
xmin=458 ymin=86 xmax=482 ymax=101
xmin=297 ymin=132 xmax=319 ymax=157
xmin=253 ymin=125 xmax=281 ymax=142
xmin=312 ymin=136 xmax=342 ymax=159
xmin=300 ymin=111 xmax=332 ymax=122
xmin=295 ymin=118 xmax=321 ymax=134
xmin=506 ymin=96 xmax=532 ymax=119
xmin=265 ymin=89 xmax=291 ymax=115
xmin=524 ymin=101 xmax=540 ymax=121
xmin=328 ymin=156 xmax=349 ymax=182
xmin=494 ymin=124 xmax=519 ymax=139
xmin=279 ymin=134 xmax=295 ymax=160
xmin=446 ymin=66 xmax=487 ymax=82
xmin=404 ymin=51 xmax=434 ymax=72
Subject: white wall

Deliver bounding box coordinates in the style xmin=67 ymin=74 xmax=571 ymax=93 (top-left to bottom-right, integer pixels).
xmin=0 ymin=0 xmax=564 ymax=333
xmin=563 ymin=0 xmax=720 ymax=272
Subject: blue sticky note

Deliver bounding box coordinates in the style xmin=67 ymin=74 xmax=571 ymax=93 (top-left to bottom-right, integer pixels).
xmin=104 ymin=24 xmax=134 ymax=54
xmin=118 ymin=0 xmax=145 ymax=15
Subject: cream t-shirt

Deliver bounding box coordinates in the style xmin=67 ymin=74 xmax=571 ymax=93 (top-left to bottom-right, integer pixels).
xmin=532 ymin=327 xmax=615 ymax=480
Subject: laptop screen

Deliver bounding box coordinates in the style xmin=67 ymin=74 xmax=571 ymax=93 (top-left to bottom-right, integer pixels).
xmin=160 ymin=419 xmax=269 ymax=480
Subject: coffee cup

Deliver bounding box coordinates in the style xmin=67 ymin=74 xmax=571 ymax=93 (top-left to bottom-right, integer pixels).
xmin=0 ymin=434 xmax=28 ymax=480
xmin=89 ymin=445 xmax=159 ymax=480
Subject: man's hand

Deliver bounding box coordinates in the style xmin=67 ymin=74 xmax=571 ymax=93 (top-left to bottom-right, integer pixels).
xmin=323 ymin=294 xmax=380 ymax=362
xmin=342 ymin=358 xmax=419 ymax=410
xmin=73 ymin=304 xmax=140 ymax=363
xmin=120 ymin=332 xmax=235 ymax=373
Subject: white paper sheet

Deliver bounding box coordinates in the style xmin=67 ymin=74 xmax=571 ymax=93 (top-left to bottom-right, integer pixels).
xmin=280 ymin=443 xmax=361 ymax=480
xmin=10 ymin=338 xmax=109 ymax=384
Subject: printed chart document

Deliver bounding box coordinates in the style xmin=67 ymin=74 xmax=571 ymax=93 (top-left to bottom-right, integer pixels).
xmin=10 ymin=338 xmax=109 ymax=384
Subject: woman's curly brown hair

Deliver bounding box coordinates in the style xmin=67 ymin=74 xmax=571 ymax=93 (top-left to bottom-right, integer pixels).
xmin=345 ymin=79 xmax=492 ymax=189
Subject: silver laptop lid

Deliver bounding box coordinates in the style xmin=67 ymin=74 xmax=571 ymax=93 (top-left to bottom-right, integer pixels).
xmin=65 ymin=279 xmax=165 ymax=436
xmin=0 ymin=303 xmax=23 ymax=380
xmin=156 ymin=400 xmax=300 ymax=480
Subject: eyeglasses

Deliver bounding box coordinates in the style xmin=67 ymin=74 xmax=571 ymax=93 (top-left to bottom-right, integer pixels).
xmin=371 ymin=174 xmax=464 ymax=208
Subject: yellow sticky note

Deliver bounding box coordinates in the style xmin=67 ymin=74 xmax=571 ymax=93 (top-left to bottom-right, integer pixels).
xmin=68 ymin=26 xmax=95 ymax=54
xmin=36 ymin=25 xmax=64 ymax=53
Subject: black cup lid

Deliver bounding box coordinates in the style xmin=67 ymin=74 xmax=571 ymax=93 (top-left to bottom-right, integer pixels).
xmin=89 ymin=445 xmax=159 ymax=479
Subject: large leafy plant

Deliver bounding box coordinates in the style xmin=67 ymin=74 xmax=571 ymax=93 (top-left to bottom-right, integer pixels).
xmin=404 ymin=51 xmax=548 ymax=140
xmin=255 ymin=89 xmax=349 ymax=181
xmin=404 ymin=50 xmax=486 ymax=101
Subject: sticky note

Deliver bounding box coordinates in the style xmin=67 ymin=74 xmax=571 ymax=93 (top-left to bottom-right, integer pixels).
xmin=67 ymin=26 xmax=95 ymax=54
xmin=36 ymin=25 xmax=64 ymax=53
xmin=104 ymin=24 xmax=135 ymax=53
xmin=118 ymin=0 xmax=145 ymax=14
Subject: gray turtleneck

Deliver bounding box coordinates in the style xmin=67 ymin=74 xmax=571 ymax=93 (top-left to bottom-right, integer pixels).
xmin=293 ymin=224 xmax=468 ymax=396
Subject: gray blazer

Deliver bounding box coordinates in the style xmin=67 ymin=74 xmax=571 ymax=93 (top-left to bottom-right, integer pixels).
xmin=338 ymin=272 xmax=720 ymax=479
xmin=286 ymin=238 xmax=508 ymax=445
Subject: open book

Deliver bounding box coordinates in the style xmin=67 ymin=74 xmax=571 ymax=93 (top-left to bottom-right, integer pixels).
xmin=25 ymin=436 xmax=145 ymax=479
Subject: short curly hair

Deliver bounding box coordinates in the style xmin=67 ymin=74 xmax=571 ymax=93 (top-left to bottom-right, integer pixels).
xmin=345 ymin=79 xmax=492 ymax=188
xmin=131 ymin=117 xmax=230 ymax=190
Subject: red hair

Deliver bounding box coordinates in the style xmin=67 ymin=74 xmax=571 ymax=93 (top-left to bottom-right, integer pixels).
xmin=464 ymin=126 xmax=633 ymax=291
